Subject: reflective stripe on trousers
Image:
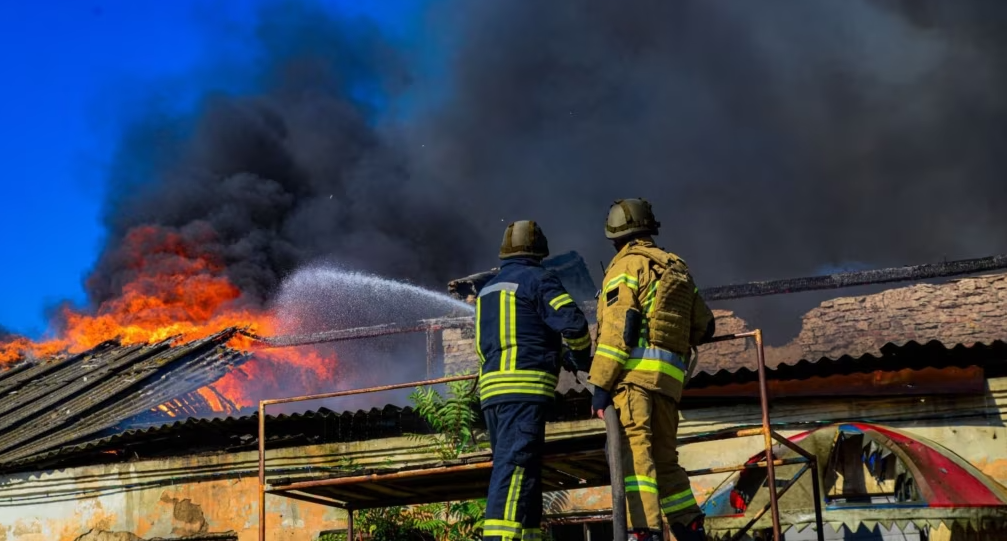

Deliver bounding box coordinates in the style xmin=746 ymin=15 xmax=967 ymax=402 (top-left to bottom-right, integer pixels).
xmin=614 ymin=383 xmax=702 ymax=530
xmin=483 ymin=402 xmax=546 ymax=540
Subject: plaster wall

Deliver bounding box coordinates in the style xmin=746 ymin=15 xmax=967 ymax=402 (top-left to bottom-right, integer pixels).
xmin=3 ymin=378 xmax=1005 ymax=541
xmin=0 ymin=435 xmax=445 ymax=541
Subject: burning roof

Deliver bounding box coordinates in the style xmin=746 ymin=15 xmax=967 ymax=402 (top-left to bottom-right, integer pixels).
xmin=3 ymin=338 xmax=1002 ymax=475
xmin=0 ymin=251 xmax=1006 ymax=473
xmin=0 ymin=329 xmax=247 ymax=468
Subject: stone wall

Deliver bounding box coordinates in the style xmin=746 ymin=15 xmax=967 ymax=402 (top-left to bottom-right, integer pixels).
xmin=699 ymin=272 xmax=1007 ymax=373
xmin=442 ymin=326 xmax=477 ymax=375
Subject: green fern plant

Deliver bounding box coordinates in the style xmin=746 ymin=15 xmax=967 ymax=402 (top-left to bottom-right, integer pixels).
xmin=355 ymin=506 xmax=420 ymax=541
xmin=348 ymin=376 xmax=485 ymax=541
xmin=408 ymin=376 xmax=479 ymax=460
xmin=408 ymin=499 xmax=487 ymax=541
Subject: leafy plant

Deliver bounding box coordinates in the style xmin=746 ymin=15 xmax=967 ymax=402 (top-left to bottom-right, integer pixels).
xmin=355 ymin=506 xmax=426 ymax=541
xmin=408 ymin=376 xmax=479 ymax=460
xmin=344 ymin=377 xmax=486 ymax=541
xmin=336 ymin=455 xmax=360 ymax=472
xmin=410 ymin=500 xmax=487 ymax=541
xmin=352 ymin=500 xmax=487 ymax=541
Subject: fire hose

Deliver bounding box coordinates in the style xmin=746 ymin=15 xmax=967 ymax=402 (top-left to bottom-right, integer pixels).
xmin=567 ymin=369 xmax=626 ymax=538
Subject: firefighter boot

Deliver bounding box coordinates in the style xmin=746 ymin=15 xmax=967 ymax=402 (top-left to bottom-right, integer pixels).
xmin=669 ymin=515 xmax=706 ymax=541
xmin=627 ymin=529 xmax=663 ymax=541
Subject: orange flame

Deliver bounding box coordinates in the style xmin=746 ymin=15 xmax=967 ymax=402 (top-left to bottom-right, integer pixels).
xmin=0 ymin=224 xmax=337 ymax=412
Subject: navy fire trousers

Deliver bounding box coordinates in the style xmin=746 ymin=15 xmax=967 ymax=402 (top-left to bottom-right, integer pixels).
xmin=482 ymin=401 xmax=548 ymax=541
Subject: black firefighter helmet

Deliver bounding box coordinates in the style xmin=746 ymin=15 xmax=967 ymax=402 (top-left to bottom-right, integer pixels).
xmin=499 ymin=220 xmax=549 ymax=260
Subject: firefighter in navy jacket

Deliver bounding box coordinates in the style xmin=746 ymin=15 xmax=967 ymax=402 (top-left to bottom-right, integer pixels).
xmin=477 ymin=220 xmax=592 ymax=541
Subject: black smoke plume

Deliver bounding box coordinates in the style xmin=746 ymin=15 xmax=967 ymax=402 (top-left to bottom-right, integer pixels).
xmin=90 ymin=0 xmax=1007 ymax=339
xmin=406 ymin=0 xmax=1007 ymax=336
xmin=88 ymin=1 xmax=477 ymax=308
xmin=416 ymin=0 xmax=1007 ymax=282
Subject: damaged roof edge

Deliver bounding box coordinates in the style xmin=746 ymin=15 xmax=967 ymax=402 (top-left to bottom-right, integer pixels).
xmin=4 ymin=339 xmax=1004 ymax=474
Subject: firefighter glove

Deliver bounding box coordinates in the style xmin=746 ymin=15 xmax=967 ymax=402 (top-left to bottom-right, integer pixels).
xmin=560 ymin=347 xmax=577 ymax=373
xmin=592 ymin=385 xmax=613 ymax=419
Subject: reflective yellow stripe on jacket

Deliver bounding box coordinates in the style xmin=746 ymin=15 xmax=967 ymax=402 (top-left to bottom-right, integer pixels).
xmin=499 ymin=287 xmax=518 ymax=371
xmin=595 ymin=344 xmax=629 ymax=365
xmin=625 ymin=346 xmax=688 ymax=383
xmin=565 ymin=331 xmax=592 ymax=351
xmin=475 ymin=297 xmax=487 ymax=365
xmin=606 ymin=273 xmax=639 ymax=293
xmin=479 ymin=370 xmax=559 ymax=401
xmin=548 ymin=293 xmax=574 ymax=310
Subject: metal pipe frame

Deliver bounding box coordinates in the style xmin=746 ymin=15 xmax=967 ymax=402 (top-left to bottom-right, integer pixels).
xmin=685 ymin=457 xmax=808 ymax=477
xmin=257 ymin=374 xmax=477 ymax=541
xmin=680 ymin=328 xmax=821 ymax=539
xmin=728 ymin=464 xmax=811 ymax=541
xmin=254 ymin=328 xmax=825 ymax=541
xmin=677 ymin=330 xmax=824 ymax=541
xmin=684 ymin=331 xmax=784 ymax=540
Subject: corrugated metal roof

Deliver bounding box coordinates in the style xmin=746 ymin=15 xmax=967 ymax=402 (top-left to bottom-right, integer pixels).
xmin=1 ymin=338 xmax=1004 ymax=474
xmin=0 ymin=329 xmax=249 ymax=469
xmin=554 ymin=339 xmax=1007 ymax=394
xmin=689 ymin=339 xmax=1007 ymax=388
xmin=2 ymin=404 xmax=439 ymax=473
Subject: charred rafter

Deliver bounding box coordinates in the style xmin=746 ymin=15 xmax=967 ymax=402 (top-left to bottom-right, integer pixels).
xmin=242 ymin=317 xmax=473 ymax=349
xmin=702 ymin=253 xmax=1007 ymax=301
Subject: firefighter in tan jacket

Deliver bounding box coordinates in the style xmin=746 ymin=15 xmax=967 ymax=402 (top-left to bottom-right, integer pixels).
xmin=588 ymin=199 xmax=716 ymax=541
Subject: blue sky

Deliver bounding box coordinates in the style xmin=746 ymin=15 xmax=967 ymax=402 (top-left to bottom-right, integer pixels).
xmin=0 ymin=1 xmax=418 ymax=337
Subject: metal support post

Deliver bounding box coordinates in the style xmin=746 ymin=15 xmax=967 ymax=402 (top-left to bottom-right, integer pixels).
xmin=257 ymin=374 xmax=477 ymax=541
xmin=258 ymin=401 xmax=266 ymax=541
xmin=755 ymin=330 xmax=782 ymax=540
xmin=809 ymin=458 xmax=825 ymax=541
xmin=347 ymin=506 xmax=354 ymax=541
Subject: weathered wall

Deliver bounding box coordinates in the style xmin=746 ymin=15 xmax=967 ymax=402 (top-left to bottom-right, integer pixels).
xmin=0 ymin=434 xmax=452 ymax=541
xmin=551 ymin=375 xmax=1007 ymax=517
xmin=443 ymin=326 xmax=477 ymax=375
xmin=5 ymin=376 xmax=1005 ymax=540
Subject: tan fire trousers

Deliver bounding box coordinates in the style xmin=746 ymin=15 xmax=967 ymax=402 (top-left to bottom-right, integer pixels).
xmin=614 ymin=383 xmax=702 ymax=531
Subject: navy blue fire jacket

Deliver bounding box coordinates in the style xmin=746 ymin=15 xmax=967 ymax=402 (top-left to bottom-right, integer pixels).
xmin=476 ymin=258 xmax=592 ymax=408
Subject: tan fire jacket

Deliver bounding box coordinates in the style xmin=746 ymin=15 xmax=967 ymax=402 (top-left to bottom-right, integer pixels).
xmin=588 ymin=239 xmax=714 ymax=401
